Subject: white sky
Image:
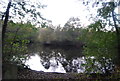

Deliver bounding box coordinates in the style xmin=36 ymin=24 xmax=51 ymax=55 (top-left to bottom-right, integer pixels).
xmin=31 ymin=0 xmax=120 ymax=27
xmin=1 ymin=0 xmax=93 ymax=26
xmin=40 ymin=0 xmax=94 ymax=26
xmin=1 ymin=0 xmax=119 ymax=27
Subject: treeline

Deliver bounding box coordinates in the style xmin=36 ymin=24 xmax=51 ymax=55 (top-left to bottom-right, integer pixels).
xmin=2 ymin=18 xmax=117 ymax=69
xmin=38 ymin=26 xmax=82 ymax=43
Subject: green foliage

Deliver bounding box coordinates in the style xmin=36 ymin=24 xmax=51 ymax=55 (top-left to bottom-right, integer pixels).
xmin=81 ymin=1 xmax=120 ymax=69
xmin=3 ymin=40 xmax=28 ymax=63
xmin=79 ymin=20 xmax=117 ymax=57
xmin=8 ymin=21 xmax=38 ymax=41
xmin=97 ymin=2 xmax=116 ymax=19
xmin=78 ymin=20 xmax=117 ymax=73
xmin=3 ymin=21 xmax=38 ymax=63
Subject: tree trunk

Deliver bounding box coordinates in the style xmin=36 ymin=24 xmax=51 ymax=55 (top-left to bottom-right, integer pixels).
xmin=2 ymin=1 xmax=11 ymax=44
xmin=112 ymin=10 xmax=120 ymax=66
xmin=2 ymin=0 xmax=12 ymax=79
xmin=2 ymin=0 xmax=11 ymax=63
xmin=0 ymin=20 xmax=2 ymax=81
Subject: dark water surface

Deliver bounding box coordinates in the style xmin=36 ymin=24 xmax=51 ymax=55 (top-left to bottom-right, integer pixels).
xmin=23 ymin=43 xmax=115 ymax=73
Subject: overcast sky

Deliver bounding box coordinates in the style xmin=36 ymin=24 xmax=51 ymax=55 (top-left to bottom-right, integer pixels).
xmin=40 ymin=0 xmax=120 ymax=27
xmin=2 ymin=0 xmax=119 ymax=27
xmin=0 ymin=0 xmax=99 ymax=27
xmin=40 ymin=0 xmax=96 ymax=26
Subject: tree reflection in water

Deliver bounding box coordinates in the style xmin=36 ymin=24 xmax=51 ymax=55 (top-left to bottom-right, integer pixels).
xmin=25 ymin=44 xmax=115 ymax=73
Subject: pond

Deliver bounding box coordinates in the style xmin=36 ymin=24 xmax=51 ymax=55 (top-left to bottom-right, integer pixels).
xmin=23 ymin=43 xmax=115 ymax=74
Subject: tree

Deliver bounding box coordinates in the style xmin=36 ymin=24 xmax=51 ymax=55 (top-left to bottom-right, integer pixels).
xmin=1 ymin=0 xmax=46 ymax=40
xmin=96 ymin=1 xmax=120 ymax=65
xmin=2 ymin=0 xmax=11 ymax=43
xmin=1 ymin=0 xmax=46 ymax=59
xmin=81 ymin=0 xmax=120 ymax=66
xmin=1 ymin=1 xmax=46 ymax=78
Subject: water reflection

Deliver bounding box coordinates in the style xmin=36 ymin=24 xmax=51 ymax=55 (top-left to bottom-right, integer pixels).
xmin=25 ymin=54 xmax=66 ymax=73
xmin=24 ymin=53 xmax=86 ymax=73
xmin=24 ymin=44 xmax=115 ymax=73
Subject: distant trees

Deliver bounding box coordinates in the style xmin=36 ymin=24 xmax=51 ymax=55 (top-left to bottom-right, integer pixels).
xmin=38 ymin=27 xmax=54 ymax=43
xmin=37 ymin=17 xmax=82 ymax=43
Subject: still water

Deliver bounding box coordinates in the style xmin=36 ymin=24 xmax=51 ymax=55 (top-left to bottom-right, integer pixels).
xmin=23 ymin=44 xmax=115 ymax=73
xmin=24 ymin=54 xmax=86 ymax=73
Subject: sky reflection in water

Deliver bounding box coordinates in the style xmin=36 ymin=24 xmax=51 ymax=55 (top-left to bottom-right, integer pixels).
xmin=24 ymin=54 xmax=66 ymax=73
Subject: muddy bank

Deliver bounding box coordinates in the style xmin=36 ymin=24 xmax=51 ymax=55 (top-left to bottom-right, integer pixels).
xmin=17 ymin=68 xmax=120 ymax=80
xmin=3 ymin=63 xmax=120 ymax=80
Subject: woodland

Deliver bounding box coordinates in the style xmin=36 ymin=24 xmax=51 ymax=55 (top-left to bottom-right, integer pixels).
xmin=0 ymin=0 xmax=120 ymax=80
